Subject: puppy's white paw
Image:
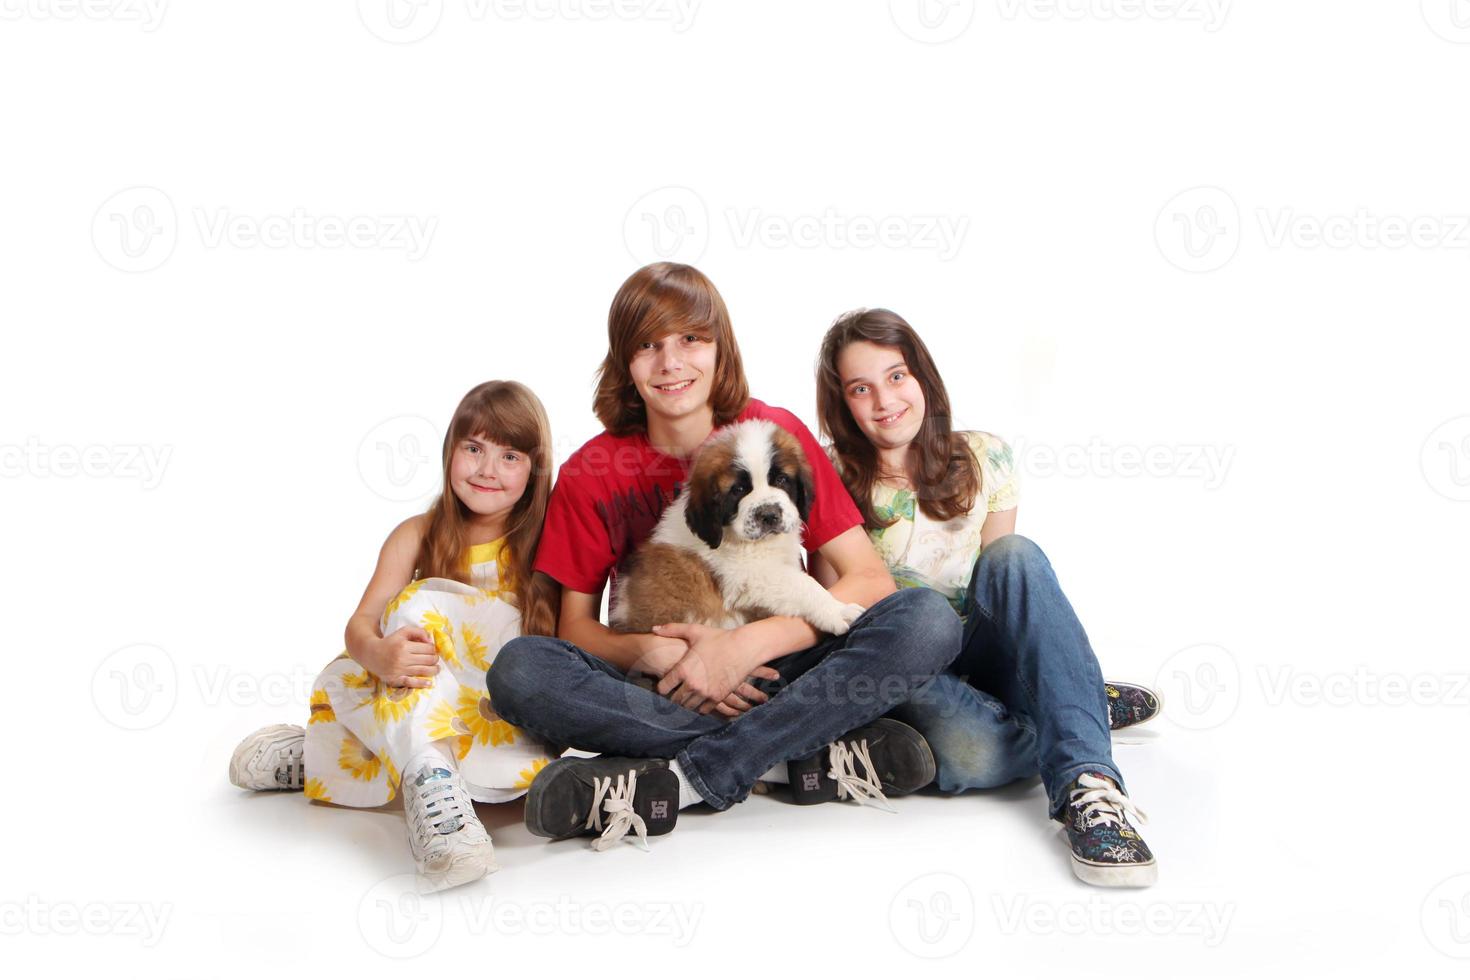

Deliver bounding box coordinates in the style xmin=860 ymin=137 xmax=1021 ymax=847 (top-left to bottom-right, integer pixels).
xmin=812 ymin=601 xmax=867 ymax=636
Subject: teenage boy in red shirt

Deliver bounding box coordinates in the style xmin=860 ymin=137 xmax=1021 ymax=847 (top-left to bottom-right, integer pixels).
xmin=487 ymin=262 xmax=959 ymax=849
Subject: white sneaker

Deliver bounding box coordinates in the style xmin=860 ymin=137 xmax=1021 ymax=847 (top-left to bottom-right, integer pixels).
xmin=403 ymin=762 xmax=498 ymax=889
xmin=229 ymin=724 xmax=306 ymax=791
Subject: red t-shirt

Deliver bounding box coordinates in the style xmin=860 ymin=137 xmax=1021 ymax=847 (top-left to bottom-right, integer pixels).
xmin=533 ymin=397 xmax=862 ymax=596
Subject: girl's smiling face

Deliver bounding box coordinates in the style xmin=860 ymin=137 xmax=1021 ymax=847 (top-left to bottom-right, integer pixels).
xmin=628 ymin=329 xmax=718 ymax=426
xmin=448 ymin=434 xmax=531 ymax=529
xmin=837 ymin=340 xmax=927 ymax=454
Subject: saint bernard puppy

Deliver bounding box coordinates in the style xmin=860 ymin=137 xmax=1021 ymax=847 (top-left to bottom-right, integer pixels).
xmin=609 ymin=418 xmax=867 ymax=636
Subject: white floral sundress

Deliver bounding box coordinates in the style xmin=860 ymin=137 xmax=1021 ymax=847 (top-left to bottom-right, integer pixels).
xmin=302 ymin=538 xmax=553 ymax=807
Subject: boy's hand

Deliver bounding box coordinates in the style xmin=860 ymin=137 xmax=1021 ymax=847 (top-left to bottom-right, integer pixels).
xmin=653 ymin=623 xmax=775 ymax=714
xmin=360 ymin=626 xmax=440 ymax=689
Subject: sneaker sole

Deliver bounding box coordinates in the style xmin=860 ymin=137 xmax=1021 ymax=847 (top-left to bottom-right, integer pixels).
xmin=523 ymin=759 xmax=680 ymax=841
xmin=1070 ymin=854 xmax=1159 ymax=888
xmin=422 ymin=842 xmax=499 ymax=891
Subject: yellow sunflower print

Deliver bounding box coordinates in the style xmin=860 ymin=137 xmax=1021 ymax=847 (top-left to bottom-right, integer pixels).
xmin=380 ymin=580 xmax=422 ymax=626
xmin=371 ymin=683 xmax=427 ymax=726
xmin=308 ymin=688 xmax=336 ymax=725
xmin=514 ymin=758 xmax=551 ymax=790
xmin=461 ymin=622 xmax=490 ymax=672
xmin=337 ymin=732 xmax=382 ymax=782
xmin=421 ymin=609 xmax=460 ymax=667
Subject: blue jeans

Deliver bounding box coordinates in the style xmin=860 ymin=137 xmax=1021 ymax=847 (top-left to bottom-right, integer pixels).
xmin=884 ymin=534 xmax=1123 ymax=819
xmin=486 ymin=587 xmax=960 ymax=811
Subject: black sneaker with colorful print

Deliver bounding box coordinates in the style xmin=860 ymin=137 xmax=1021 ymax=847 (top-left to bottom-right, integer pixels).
xmin=1060 ymin=772 xmax=1158 ymax=887
xmin=1106 ymin=681 xmax=1162 ymax=730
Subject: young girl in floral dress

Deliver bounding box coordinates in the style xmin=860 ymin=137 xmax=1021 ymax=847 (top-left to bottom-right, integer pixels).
xmin=229 ymin=381 xmax=561 ymax=890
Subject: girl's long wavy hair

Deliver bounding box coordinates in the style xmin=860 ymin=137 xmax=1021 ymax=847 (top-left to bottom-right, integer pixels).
xmin=815 ymin=308 xmax=980 ymax=530
xmin=416 ymin=381 xmax=559 ymax=638
xmin=593 ymin=262 xmax=749 ymax=435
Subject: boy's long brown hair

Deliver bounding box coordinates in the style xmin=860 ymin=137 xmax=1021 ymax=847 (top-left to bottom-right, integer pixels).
xmin=593 ymin=262 xmax=749 ymax=435
xmin=815 ymin=308 xmax=980 ymax=530
xmin=416 ymin=381 xmax=559 ymax=638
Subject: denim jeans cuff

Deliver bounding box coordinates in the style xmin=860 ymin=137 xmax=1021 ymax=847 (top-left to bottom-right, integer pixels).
xmin=1047 ymin=761 xmax=1126 ymax=821
xmin=674 ymin=749 xmax=728 ymax=812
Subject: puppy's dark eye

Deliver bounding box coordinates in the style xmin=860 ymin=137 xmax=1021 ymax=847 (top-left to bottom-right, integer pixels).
xmin=771 ymin=473 xmax=789 ymax=487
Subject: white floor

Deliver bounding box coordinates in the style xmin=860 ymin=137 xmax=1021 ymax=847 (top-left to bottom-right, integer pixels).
xmin=14 ymin=713 xmax=1434 ymax=977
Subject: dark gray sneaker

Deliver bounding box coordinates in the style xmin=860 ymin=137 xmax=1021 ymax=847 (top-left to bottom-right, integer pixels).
xmin=524 ymin=757 xmax=680 ymax=851
xmin=1061 ymin=772 xmax=1157 ymax=887
xmin=787 ymin=718 xmax=935 ymax=810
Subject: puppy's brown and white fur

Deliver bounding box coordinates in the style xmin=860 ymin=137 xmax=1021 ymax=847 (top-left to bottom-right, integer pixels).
xmin=609 ymin=419 xmax=866 ymax=636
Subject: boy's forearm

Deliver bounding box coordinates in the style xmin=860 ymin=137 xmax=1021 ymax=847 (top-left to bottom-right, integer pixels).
xmin=559 ymin=616 xmax=647 ymax=674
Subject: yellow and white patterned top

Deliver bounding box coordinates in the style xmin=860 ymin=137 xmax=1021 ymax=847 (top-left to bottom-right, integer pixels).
xmin=831 ymin=430 xmax=1019 ymax=621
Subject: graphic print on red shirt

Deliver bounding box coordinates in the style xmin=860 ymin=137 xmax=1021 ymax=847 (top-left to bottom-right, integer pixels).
xmin=533 ymin=398 xmax=861 ymax=598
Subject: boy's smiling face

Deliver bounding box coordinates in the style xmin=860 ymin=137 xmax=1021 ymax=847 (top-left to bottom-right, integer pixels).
xmin=628 ymin=329 xmax=718 ymax=428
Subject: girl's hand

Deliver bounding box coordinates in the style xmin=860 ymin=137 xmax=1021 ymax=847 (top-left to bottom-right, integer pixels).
xmin=361 ymin=626 xmax=440 ymax=689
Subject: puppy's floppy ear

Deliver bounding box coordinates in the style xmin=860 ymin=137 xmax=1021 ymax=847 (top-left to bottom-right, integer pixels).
xmin=793 ymin=456 xmax=815 ymax=524
xmin=684 ymin=474 xmax=726 ymax=550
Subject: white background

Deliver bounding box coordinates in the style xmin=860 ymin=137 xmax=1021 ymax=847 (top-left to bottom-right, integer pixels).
xmin=3 ymin=0 xmax=1468 ymax=975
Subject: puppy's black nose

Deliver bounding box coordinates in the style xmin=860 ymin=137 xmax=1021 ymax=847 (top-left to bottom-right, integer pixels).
xmin=753 ymin=505 xmax=782 ymax=529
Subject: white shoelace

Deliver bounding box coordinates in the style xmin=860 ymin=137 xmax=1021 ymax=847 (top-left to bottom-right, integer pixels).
xmin=275 ymin=746 xmax=304 ymax=789
xmin=408 ymin=767 xmax=475 ymax=846
xmin=1068 ymin=772 xmax=1149 ymax=831
xmin=586 ymin=771 xmax=651 ymax=852
xmin=827 ymin=739 xmax=896 ymax=813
